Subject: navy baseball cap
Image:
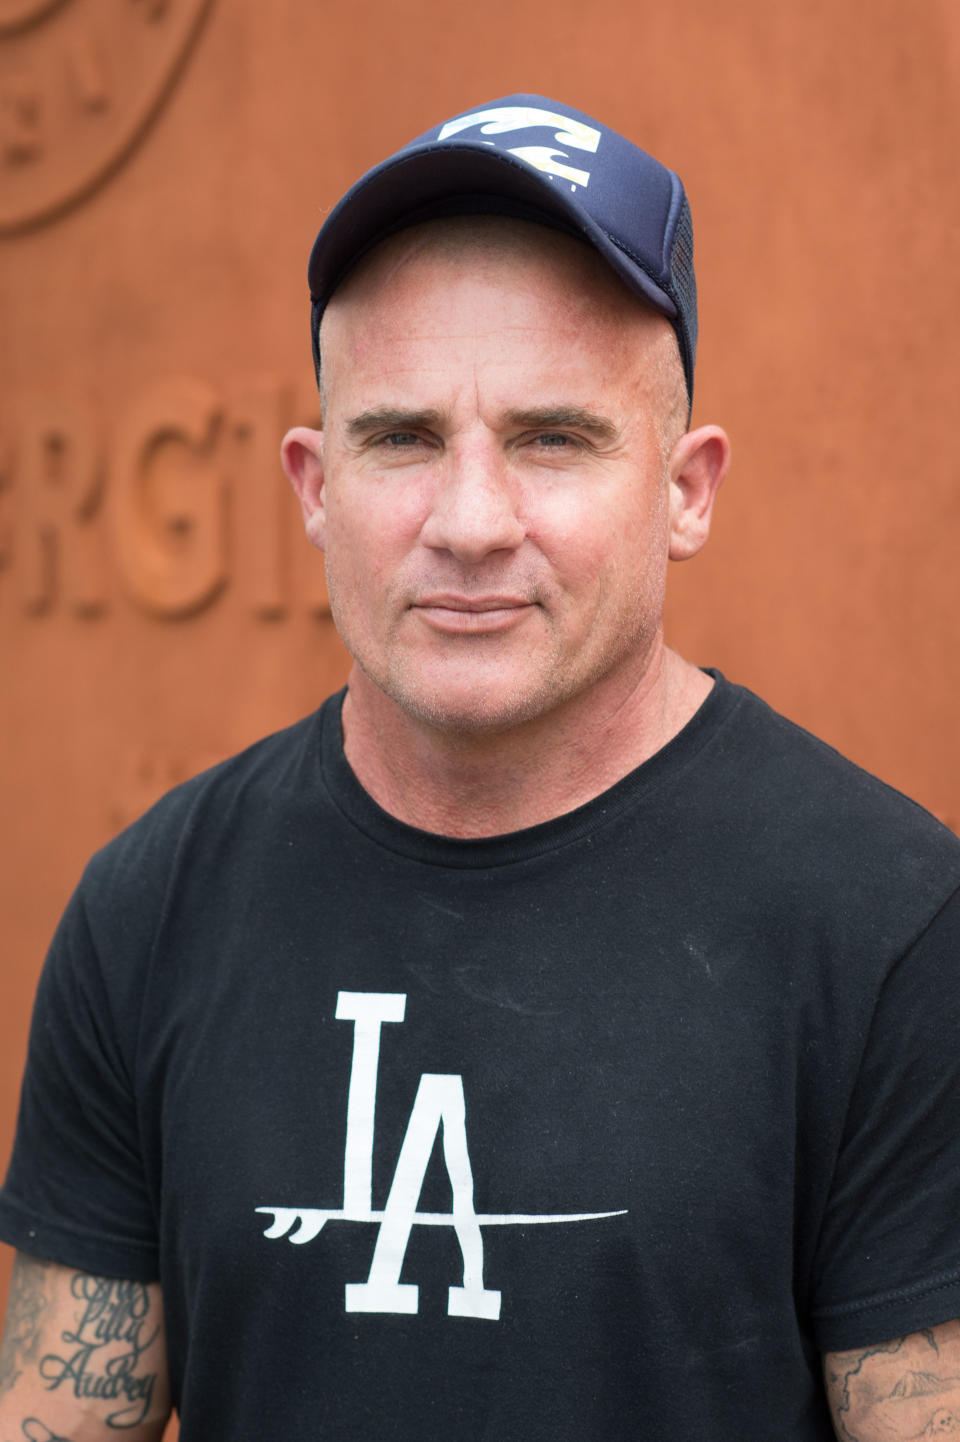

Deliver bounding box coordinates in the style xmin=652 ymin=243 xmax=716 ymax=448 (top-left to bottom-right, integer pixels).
xmin=308 ymin=94 xmax=698 ymax=405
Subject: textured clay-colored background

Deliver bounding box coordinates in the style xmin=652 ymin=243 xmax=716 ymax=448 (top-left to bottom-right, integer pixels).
xmin=1 ymin=1 xmax=957 ymax=1433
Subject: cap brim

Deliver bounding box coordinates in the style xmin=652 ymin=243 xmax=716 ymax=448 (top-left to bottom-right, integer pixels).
xmin=308 ymin=142 xmax=678 ymax=322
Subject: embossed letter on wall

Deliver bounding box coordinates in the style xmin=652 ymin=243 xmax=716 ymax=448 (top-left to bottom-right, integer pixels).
xmin=0 ymin=377 xmax=331 ymax=620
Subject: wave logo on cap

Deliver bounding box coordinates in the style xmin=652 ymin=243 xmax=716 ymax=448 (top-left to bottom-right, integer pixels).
xmin=436 ymin=107 xmax=601 ymax=189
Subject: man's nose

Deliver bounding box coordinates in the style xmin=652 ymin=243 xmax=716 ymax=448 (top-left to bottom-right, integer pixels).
xmin=419 ymin=443 xmax=525 ymax=563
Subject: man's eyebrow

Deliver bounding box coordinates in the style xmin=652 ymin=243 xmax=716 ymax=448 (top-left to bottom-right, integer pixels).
xmin=343 ymin=405 xmax=621 ymax=444
xmin=503 ymin=407 xmax=619 ymax=443
xmin=344 ymin=408 xmax=442 ymax=439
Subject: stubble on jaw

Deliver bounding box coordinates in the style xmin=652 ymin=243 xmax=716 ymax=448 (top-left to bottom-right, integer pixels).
xmin=339 ymin=584 xmax=669 ymax=752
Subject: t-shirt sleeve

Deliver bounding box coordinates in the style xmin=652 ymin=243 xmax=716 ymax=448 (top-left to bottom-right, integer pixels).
xmin=810 ymin=882 xmax=960 ymax=1351
xmin=0 ymin=876 xmax=159 ymax=1281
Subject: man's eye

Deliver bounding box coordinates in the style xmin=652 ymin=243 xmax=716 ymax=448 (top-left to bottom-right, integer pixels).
xmin=535 ymin=433 xmax=577 ymax=449
xmin=381 ymin=432 xmax=421 ymax=447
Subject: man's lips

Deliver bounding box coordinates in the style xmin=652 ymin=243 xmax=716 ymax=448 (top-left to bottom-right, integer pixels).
xmin=411 ymin=595 xmax=537 ymax=633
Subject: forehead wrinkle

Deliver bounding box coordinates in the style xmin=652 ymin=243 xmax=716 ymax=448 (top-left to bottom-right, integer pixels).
xmin=321 ymin=218 xmax=630 ymax=359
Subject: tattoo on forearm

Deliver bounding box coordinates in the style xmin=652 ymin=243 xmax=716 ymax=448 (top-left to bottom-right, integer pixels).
xmin=38 ymin=1275 xmax=158 ymax=1429
xmin=826 ymin=1321 xmax=960 ymax=1440
xmin=0 ymin=1256 xmax=50 ymax=1394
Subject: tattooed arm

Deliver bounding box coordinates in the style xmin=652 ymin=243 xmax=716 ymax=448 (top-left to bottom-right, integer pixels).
xmin=0 ymin=1253 xmax=170 ymax=1441
xmin=824 ymin=1318 xmax=960 ymax=1439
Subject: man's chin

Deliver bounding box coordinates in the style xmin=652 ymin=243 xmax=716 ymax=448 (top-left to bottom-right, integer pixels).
xmin=381 ymin=673 xmax=565 ymax=739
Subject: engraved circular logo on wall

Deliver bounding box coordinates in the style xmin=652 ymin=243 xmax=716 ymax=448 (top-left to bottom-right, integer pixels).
xmin=0 ymin=0 xmax=213 ymax=234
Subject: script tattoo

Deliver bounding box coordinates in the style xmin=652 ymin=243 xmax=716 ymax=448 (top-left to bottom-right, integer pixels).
xmin=16 ymin=1422 xmax=74 ymax=1442
xmin=826 ymin=1321 xmax=960 ymax=1439
xmin=38 ymin=1275 xmax=157 ymax=1429
xmin=0 ymin=1256 xmax=50 ymax=1394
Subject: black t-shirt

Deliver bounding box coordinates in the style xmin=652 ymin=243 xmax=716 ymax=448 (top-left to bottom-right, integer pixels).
xmin=3 ymin=675 xmax=960 ymax=1440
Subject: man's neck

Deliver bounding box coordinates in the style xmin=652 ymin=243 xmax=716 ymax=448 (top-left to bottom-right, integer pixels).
xmin=339 ymin=645 xmax=713 ymax=839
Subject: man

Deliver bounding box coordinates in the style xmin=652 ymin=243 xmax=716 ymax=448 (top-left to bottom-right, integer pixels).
xmin=1 ymin=94 xmax=959 ymax=1441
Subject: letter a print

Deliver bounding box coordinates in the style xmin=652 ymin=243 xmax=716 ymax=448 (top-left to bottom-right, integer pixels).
xmin=346 ymin=1073 xmax=502 ymax=1320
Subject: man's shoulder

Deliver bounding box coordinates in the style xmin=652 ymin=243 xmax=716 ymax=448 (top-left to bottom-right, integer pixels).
xmin=713 ymin=676 xmax=960 ymax=897
xmin=729 ymin=680 xmax=951 ymax=821
xmin=80 ymin=700 xmax=334 ymax=908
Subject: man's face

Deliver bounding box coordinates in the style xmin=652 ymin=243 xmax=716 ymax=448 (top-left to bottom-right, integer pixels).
xmin=307 ymin=219 xmax=688 ymax=736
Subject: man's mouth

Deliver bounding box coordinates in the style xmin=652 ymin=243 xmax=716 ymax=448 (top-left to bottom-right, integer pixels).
xmin=412 ymin=594 xmax=536 ymax=633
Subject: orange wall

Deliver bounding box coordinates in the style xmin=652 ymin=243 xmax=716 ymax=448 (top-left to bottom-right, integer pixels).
xmin=1 ymin=2 xmax=957 ymax=1433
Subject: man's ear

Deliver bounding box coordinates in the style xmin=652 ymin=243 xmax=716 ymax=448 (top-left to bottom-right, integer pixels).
xmin=281 ymin=426 xmax=326 ymax=550
xmin=667 ymin=424 xmax=731 ymax=561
